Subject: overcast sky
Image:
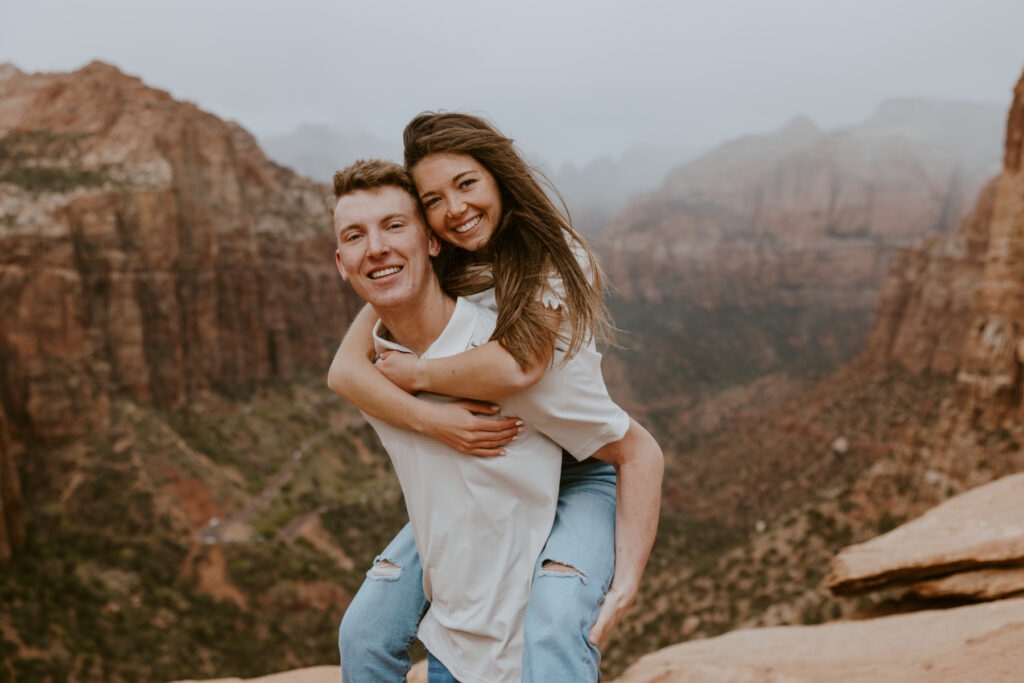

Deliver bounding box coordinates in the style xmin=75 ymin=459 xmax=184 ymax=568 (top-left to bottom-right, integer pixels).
xmin=2 ymin=0 xmax=1022 ymax=165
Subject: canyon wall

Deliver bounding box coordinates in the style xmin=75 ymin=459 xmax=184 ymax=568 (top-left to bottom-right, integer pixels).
xmin=0 ymin=62 xmax=361 ymax=557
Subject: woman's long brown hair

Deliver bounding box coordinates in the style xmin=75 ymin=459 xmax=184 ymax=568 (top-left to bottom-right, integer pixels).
xmin=403 ymin=112 xmax=612 ymax=369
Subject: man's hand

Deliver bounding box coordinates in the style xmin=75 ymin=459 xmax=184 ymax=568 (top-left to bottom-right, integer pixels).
xmin=375 ymin=349 xmax=423 ymax=393
xmin=426 ymin=400 xmax=522 ymax=457
xmin=588 ymin=582 xmax=637 ymax=649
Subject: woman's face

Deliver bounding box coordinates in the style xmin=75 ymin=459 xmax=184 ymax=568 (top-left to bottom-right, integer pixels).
xmin=411 ymin=152 xmax=503 ymax=252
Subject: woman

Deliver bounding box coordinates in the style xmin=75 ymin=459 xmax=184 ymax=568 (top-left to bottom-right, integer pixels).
xmin=331 ymin=112 xmax=663 ymax=681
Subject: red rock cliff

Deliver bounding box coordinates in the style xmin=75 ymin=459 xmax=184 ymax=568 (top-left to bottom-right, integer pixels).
xmin=0 ymin=62 xmax=360 ymax=556
xmin=863 ymin=70 xmax=1024 ymax=421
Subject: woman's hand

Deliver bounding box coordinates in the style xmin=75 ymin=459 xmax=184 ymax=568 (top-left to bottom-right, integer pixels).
xmin=375 ymin=350 xmax=423 ymax=393
xmin=425 ymin=400 xmax=522 ymax=457
xmin=588 ymin=581 xmax=637 ymax=650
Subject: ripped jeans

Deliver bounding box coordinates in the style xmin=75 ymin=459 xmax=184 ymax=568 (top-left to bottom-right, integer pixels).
xmin=338 ymin=453 xmax=616 ymax=682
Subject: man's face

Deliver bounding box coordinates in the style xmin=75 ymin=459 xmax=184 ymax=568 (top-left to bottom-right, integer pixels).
xmin=334 ymin=186 xmax=440 ymax=311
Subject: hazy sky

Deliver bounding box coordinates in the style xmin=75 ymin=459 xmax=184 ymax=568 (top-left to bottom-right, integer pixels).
xmin=2 ymin=0 xmax=1022 ymax=165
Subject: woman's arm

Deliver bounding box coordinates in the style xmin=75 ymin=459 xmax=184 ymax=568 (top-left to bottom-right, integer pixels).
xmin=327 ymin=304 xmax=521 ymax=456
xmin=374 ymin=307 xmax=560 ymax=401
xmin=587 ymin=419 xmax=664 ymax=648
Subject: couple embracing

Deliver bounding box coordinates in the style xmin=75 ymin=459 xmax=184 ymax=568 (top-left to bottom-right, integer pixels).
xmin=328 ymin=112 xmax=664 ymax=682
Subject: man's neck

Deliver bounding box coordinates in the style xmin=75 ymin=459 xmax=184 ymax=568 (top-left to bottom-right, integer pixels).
xmin=374 ymin=281 xmax=456 ymax=356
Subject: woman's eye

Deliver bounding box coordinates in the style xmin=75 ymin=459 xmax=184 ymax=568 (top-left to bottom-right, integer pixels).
xmin=423 ymin=197 xmax=440 ymax=210
xmin=459 ymin=178 xmax=476 ymax=190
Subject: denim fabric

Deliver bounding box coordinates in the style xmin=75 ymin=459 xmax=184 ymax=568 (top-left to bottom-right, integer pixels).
xmin=427 ymin=651 xmax=460 ymax=682
xmin=338 ymin=454 xmax=616 ymax=683
xmin=522 ymin=454 xmax=615 ymax=682
xmin=338 ymin=523 xmax=425 ymax=683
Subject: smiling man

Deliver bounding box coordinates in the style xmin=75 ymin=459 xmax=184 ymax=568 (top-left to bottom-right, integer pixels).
xmin=332 ymin=159 xmax=564 ymax=683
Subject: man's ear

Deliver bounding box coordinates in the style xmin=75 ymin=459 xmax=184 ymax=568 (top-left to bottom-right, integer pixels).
xmin=335 ymin=250 xmax=349 ymax=281
xmin=428 ymin=233 xmax=441 ymax=258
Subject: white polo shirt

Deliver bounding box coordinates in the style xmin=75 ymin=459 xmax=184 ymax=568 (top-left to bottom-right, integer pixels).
xmin=366 ymin=297 xmax=561 ymax=683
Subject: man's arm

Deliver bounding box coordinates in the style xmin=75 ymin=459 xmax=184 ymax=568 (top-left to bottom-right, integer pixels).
xmin=587 ymin=419 xmax=664 ymax=648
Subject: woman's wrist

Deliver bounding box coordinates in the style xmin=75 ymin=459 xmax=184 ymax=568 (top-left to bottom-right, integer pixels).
xmin=413 ymin=358 xmax=430 ymax=393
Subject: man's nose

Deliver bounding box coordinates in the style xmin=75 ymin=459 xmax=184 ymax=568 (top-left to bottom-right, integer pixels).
xmin=367 ymin=230 xmax=390 ymax=256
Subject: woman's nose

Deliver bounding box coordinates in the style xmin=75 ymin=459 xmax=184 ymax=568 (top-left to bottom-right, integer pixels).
xmin=445 ymin=196 xmax=466 ymax=217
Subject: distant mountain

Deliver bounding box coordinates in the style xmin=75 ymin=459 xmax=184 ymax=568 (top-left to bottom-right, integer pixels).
xmin=261 ymin=123 xmax=401 ymax=182
xmin=548 ymin=143 xmax=702 ymax=234
xmin=599 ymin=98 xmax=1005 ymax=422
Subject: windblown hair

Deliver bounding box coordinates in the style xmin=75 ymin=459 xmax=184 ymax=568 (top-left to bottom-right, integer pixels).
xmin=403 ymin=112 xmax=612 ymax=368
xmin=332 ymin=158 xmax=417 ymax=202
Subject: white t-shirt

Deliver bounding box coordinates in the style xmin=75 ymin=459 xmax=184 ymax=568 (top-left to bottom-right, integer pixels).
xmin=367 ymin=298 xmax=561 ymax=683
xmin=466 ymin=240 xmax=630 ymax=458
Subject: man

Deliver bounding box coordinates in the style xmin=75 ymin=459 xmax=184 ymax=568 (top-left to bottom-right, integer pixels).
xmin=331 ymin=159 xmax=564 ymax=682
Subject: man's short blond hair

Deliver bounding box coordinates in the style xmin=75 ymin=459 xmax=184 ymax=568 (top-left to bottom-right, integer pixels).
xmin=332 ymin=159 xmax=417 ymax=202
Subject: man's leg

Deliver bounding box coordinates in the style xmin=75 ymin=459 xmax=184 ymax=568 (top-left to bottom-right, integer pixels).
xmin=339 ymin=522 xmax=427 ymax=683
xmin=522 ymin=454 xmax=616 ymax=682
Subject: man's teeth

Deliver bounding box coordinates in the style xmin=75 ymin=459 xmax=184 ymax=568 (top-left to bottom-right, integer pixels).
xmin=370 ymin=266 xmax=401 ymax=279
xmin=454 ymin=215 xmax=481 ymax=233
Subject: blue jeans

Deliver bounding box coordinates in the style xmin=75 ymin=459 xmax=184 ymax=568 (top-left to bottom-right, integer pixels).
xmin=338 ymin=454 xmax=616 ymax=682
xmin=427 ymin=651 xmax=459 ymax=682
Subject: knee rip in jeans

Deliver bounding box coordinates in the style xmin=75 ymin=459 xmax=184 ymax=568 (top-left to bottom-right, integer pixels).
xmin=367 ymin=558 xmax=402 ymax=580
xmin=541 ymin=559 xmax=587 ymax=583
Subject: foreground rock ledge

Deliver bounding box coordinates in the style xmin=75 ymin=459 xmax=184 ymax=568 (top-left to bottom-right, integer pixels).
xmin=615 ymin=598 xmax=1024 ymax=683
xmin=825 ymin=472 xmax=1024 ymax=594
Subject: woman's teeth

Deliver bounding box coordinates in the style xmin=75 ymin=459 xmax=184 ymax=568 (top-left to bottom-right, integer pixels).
xmin=454 ymin=215 xmax=481 ymax=233
xmin=370 ymin=266 xmax=401 ymax=279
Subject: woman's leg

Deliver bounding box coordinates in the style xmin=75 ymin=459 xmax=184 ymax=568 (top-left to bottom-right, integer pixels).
xmin=338 ymin=522 xmax=428 ymax=683
xmin=522 ymin=453 xmax=616 ymax=682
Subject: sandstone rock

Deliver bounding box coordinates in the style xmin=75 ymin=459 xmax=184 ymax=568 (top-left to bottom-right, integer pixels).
xmin=955 ymin=71 xmax=1024 ymax=420
xmin=0 ymin=63 xmax=363 ymax=558
xmin=169 ymin=661 xmax=428 ymax=683
xmin=613 ymin=598 xmax=1024 ymax=682
xmin=908 ymin=566 xmax=1024 ymax=601
xmin=0 ymin=62 xmax=360 ymax=443
xmin=825 ymin=472 xmax=1024 ymax=595
xmin=171 ymin=666 xmax=339 ymax=683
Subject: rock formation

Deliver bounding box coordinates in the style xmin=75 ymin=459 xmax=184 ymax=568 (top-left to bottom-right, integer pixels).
xmin=605 ymin=100 xmax=1001 ymax=311
xmin=825 ymin=472 xmax=1024 ymax=595
xmin=614 ymin=597 xmax=1024 ymax=682
xmin=864 ymin=72 xmax=1024 ymax=423
xmin=0 ymin=62 xmax=361 ymax=557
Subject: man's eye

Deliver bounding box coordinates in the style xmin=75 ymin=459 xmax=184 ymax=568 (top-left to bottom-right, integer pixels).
xmin=344 ymin=232 xmax=362 ymax=242
xmin=387 ymin=222 xmax=403 ymax=230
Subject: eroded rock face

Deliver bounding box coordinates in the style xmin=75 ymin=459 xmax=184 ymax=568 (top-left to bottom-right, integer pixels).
xmin=908 ymin=566 xmax=1024 ymax=601
xmin=955 ymin=72 xmax=1024 ymax=419
xmin=0 ymin=62 xmax=361 ymax=558
xmin=0 ymin=62 xmax=358 ymax=440
xmin=862 ymin=71 xmax=1024 ymax=427
xmin=613 ymin=598 xmax=1024 ymax=683
xmin=824 ymin=472 xmax=1024 ymax=595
